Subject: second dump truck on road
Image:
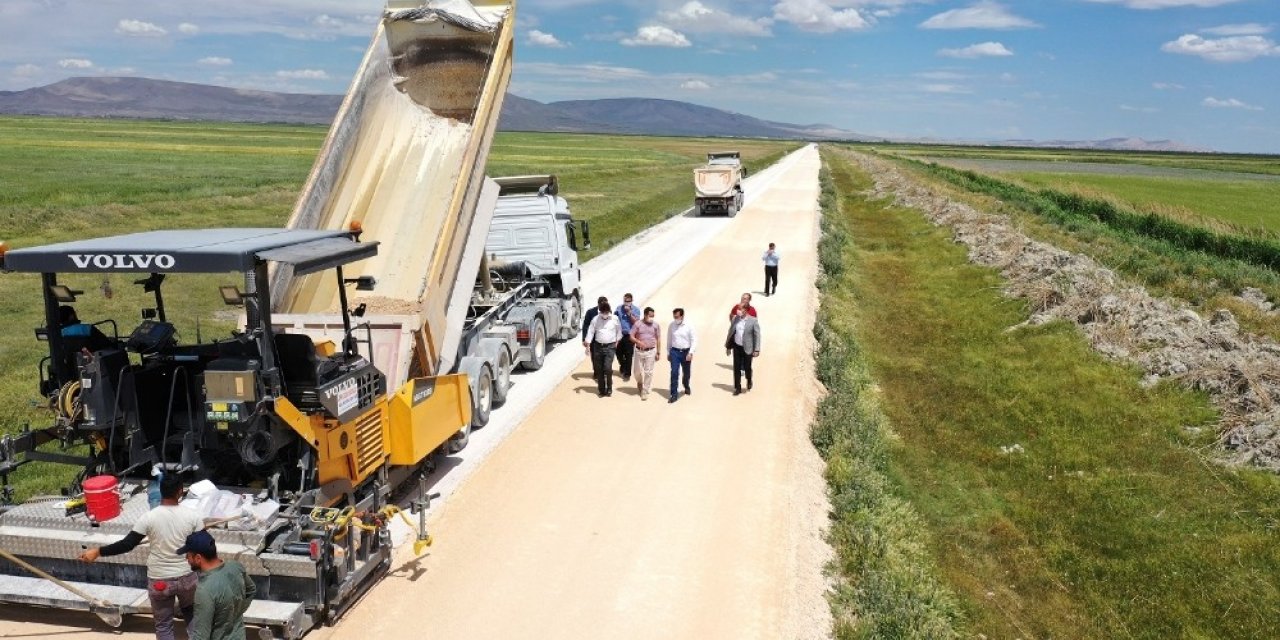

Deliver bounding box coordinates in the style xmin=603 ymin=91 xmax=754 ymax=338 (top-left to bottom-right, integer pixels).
xmin=694 ymin=151 xmax=745 ymax=217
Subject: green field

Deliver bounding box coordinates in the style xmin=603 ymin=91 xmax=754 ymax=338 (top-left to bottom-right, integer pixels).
xmin=0 ymin=115 xmax=795 ymax=497
xmin=819 ymin=146 xmax=1280 ymax=639
xmin=877 ymin=143 xmax=1280 ymax=177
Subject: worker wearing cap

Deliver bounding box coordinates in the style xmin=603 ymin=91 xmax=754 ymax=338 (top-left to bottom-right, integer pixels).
xmin=179 ymin=530 xmax=256 ymax=640
xmin=79 ymin=475 xmax=203 ymax=640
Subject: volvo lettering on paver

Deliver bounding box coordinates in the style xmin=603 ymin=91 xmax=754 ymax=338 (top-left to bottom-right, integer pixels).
xmin=324 ymin=378 xmax=360 ymax=415
xmin=68 ymin=254 xmax=177 ymax=270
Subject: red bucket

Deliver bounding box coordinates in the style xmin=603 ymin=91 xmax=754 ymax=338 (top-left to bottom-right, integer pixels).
xmin=82 ymin=475 xmax=121 ymax=523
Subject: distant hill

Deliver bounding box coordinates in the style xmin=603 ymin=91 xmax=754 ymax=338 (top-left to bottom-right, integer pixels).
xmin=0 ymin=77 xmax=1211 ymax=151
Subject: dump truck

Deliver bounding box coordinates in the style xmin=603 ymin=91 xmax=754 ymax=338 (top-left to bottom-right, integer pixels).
xmin=694 ymin=151 xmax=746 ymax=217
xmin=0 ymin=1 xmax=517 ymax=637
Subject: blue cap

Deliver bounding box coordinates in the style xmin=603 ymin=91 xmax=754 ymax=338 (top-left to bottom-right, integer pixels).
xmin=175 ymin=530 xmax=216 ymax=558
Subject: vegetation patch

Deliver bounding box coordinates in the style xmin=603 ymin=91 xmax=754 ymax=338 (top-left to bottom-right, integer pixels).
xmin=813 ymin=149 xmax=962 ymax=639
xmin=823 ymin=145 xmax=1280 ymax=639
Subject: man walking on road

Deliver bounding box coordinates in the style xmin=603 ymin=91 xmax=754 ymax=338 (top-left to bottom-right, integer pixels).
xmin=729 ymin=292 xmax=757 ymax=321
xmin=580 ymin=296 xmax=608 ymax=344
xmin=79 ymin=475 xmax=203 ymax=640
xmin=763 ymin=242 xmax=780 ymax=296
xmin=629 ymin=307 xmax=661 ymax=400
xmin=725 ymin=304 xmax=762 ymax=396
xmin=666 ymin=308 xmax=697 ymax=403
xmin=615 ymin=293 xmax=641 ymax=382
xmin=585 ymin=301 xmax=622 ymax=397
xmin=179 ymin=530 xmax=256 ymax=640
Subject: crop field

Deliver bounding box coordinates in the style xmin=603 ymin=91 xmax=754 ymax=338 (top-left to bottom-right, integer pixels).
xmin=0 ymin=115 xmax=796 ymax=498
xmin=819 ymin=146 xmax=1280 ymax=639
xmin=879 ymin=143 xmax=1280 ymax=177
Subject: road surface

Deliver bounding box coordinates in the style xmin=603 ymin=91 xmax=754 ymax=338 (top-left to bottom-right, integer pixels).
xmin=0 ymin=145 xmax=831 ymax=639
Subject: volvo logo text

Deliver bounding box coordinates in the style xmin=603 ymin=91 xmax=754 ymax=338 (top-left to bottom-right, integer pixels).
xmin=68 ymin=254 xmax=177 ymax=270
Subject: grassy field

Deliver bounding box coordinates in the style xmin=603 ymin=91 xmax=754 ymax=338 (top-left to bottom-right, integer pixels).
xmin=820 ymin=145 xmax=1280 ymax=638
xmin=0 ymin=115 xmax=796 ymax=498
xmin=875 ymin=142 xmax=1280 ymax=177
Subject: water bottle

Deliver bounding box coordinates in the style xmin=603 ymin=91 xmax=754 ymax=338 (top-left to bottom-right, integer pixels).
xmin=147 ymin=466 xmax=164 ymax=508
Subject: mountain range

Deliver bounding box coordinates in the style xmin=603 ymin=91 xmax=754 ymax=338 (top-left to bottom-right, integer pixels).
xmin=0 ymin=77 xmax=1209 ymax=152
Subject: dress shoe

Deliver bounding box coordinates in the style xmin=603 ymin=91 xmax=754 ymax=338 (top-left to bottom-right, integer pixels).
xmin=684 ymin=388 xmax=692 ymax=396
xmin=733 ymin=389 xmax=741 ymax=396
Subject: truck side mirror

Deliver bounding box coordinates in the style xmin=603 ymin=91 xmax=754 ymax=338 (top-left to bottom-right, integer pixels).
xmin=579 ymin=221 xmax=591 ymax=250
xmin=565 ymin=222 xmax=578 ymax=252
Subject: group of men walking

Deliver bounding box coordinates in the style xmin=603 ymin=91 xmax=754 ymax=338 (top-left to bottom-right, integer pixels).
xmin=581 ymin=242 xmax=778 ymax=402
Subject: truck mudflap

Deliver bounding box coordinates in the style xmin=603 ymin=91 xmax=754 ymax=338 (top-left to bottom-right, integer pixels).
xmin=0 ymin=574 xmax=312 ymax=639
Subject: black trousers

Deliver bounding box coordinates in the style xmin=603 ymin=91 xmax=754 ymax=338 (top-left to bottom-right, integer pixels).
xmin=591 ymin=343 xmax=616 ymax=393
xmin=616 ymin=337 xmax=635 ymax=379
xmin=764 ymin=265 xmax=778 ymax=295
xmin=732 ymin=344 xmax=754 ymax=391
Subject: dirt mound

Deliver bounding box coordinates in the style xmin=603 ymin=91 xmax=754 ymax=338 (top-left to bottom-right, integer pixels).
xmin=846 ymin=150 xmax=1280 ymax=471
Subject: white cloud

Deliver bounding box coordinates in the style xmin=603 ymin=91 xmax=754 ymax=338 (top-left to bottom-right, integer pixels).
xmin=116 ymin=19 xmax=167 ymax=37
xmin=680 ymin=80 xmax=711 ymax=90
xmin=1161 ymin=34 xmax=1280 ymax=62
xmin=620 ymin=25 xmax=692 ymax=47
xmin=178 ymin=22 xmax=200 ymax=35
xmin=773 ymin=0 xmax=871 ymax=33
xmin=916 ymin=71 xmax=969 ymax=80
xmin=1120 ymin=104 xmax=1160 ymax=113
xmin=920 ymin=1 xmax=1038 ymax=30
xmin=58 ymin=58 xmax=94 ymax=69
xmin=527 ymin=29 xmax=567 ymax=48
xmin=198 ymin=56 xmax=233 ymax=66
xmin=276 ymin=69 xmax=329 ymax=80
xmin=1203 ymin=96 xmax=1263 ymax=111
xmin=938 ymin=41 xmax=1014 ymax=58
xmin=313 ymin=14 xmax=344 ymax=29
xmin=920 ymin=83 xmax=972 ymax=94
xmin=1083 ymin=0 xmax=1243 ymax=8
xmin=1153 ymin=82 xmax=1185 ymax=90
xmin=12 ymin=64 xmax=41 ymax=77
xmin=1201 ymin=23 xmax=1271 ymax=36
xmin=660 ymin=1 xmax=773 ymax=37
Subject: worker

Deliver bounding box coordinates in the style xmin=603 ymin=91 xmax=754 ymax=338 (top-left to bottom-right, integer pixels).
xmin=615 ymin=293 xmax=642 ymax=382
xmin=584 ymin=301 xmax=621 ymax=397
xmin=666 ymin=307 xmax=697 ymax=403
xmin=79 ymin=475 xmax=203 ymax=640
xmin=580 ymin=296 xmax=608 ymax=344
xmin=729 ymin=292 xmax=757 ymax=321
xmin=762 ymin=243 xmax=780 ymax=296
xmin=725 ymin=304 xmax=762 ymax=396
xmin=628 ymin=307 xmax=661 ymax=401
xmin=58 ymin=305 xmax=114 ymax=351
xmin=179 ymin=530 xmax=256 ymax=640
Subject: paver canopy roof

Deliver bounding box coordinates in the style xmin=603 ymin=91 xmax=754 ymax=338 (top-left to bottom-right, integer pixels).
xmin=2 ymin=228 xmax=377 ymax=275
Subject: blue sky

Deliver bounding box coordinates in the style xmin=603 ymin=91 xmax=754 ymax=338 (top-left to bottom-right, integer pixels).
xmin=1 ymin=0 xmax=1276 ymax=152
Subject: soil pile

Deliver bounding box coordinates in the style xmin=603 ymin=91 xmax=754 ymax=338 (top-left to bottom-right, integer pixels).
xmin=846 ymin=150 xmax=1280 ymax=471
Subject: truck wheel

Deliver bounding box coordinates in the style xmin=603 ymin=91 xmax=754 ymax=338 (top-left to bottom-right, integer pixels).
xmin=453 ymin=365 xmax=492 ymax=452
xmin=728 ymin=204 xmax=738 ymax=218
xmin=560 ymin=296 xmax=581 ymax=341
xmin=493 ymin=349 xmax=512 ymax=406
xmin=521 ymin=319 xmax=547 ymax=371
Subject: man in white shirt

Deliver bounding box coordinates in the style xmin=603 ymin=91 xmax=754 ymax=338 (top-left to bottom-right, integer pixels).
xmin=80 ymin=475 xmax=204 ymax=640
xmin=762 ymin=242 xmax=780 ymax=296
xmin=584 ymin=301 xmax=622 ymax=396
xmin=725 ymin=304 xmax=762 ymax=395
xmin=666 ymin=307 xmax=697 ymax=403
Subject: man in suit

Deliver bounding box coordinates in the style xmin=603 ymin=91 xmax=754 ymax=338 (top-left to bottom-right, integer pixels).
xmin=725 ymin=304 xmax=761 ymax=396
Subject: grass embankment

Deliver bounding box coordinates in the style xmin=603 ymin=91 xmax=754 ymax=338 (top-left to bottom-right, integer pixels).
xmin=0 ymin=116 xmax=796 ymax=498
xmin=820 ymin=146 xmax=1280 ymax=638
xmin=888 ymin=156 xmax=1280 ymax=341
xmin=813 ymin=152 xmax=961 ymax=638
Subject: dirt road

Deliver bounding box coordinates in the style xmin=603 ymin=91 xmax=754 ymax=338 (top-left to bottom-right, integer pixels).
xmin=315 ymin=145 xmax=831 ymax=640
xmin=0 ymin=146 xmax=831 ymax=639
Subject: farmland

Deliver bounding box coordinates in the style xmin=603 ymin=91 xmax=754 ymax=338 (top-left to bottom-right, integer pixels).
xmin=0 ymin=115 xmax=796 ymax=497
xmin=818 ymin=145 xmax=1280 ymax=639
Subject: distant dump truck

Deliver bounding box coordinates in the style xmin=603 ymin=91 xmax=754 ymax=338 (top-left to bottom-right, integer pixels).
xmin=694 ymin=151 xmax=746 ymax=217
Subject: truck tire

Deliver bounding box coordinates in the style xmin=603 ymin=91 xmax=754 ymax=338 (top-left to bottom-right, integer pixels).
xmin=560 ymin=296 xmax=582 ymax=341
xmin=493 ymin=348 xmax=512 ymax=405
xmin=728 ymin=203 xmax=738 ymax=218
xmin=452 ymin=363 xmax=491 ymax=452
xmin=521 ymin=318 xmax=547 ymax=371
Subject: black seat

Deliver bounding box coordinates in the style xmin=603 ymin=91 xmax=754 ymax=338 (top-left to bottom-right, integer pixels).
xmin=275 ymin=334 xmax=323 ymax=406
